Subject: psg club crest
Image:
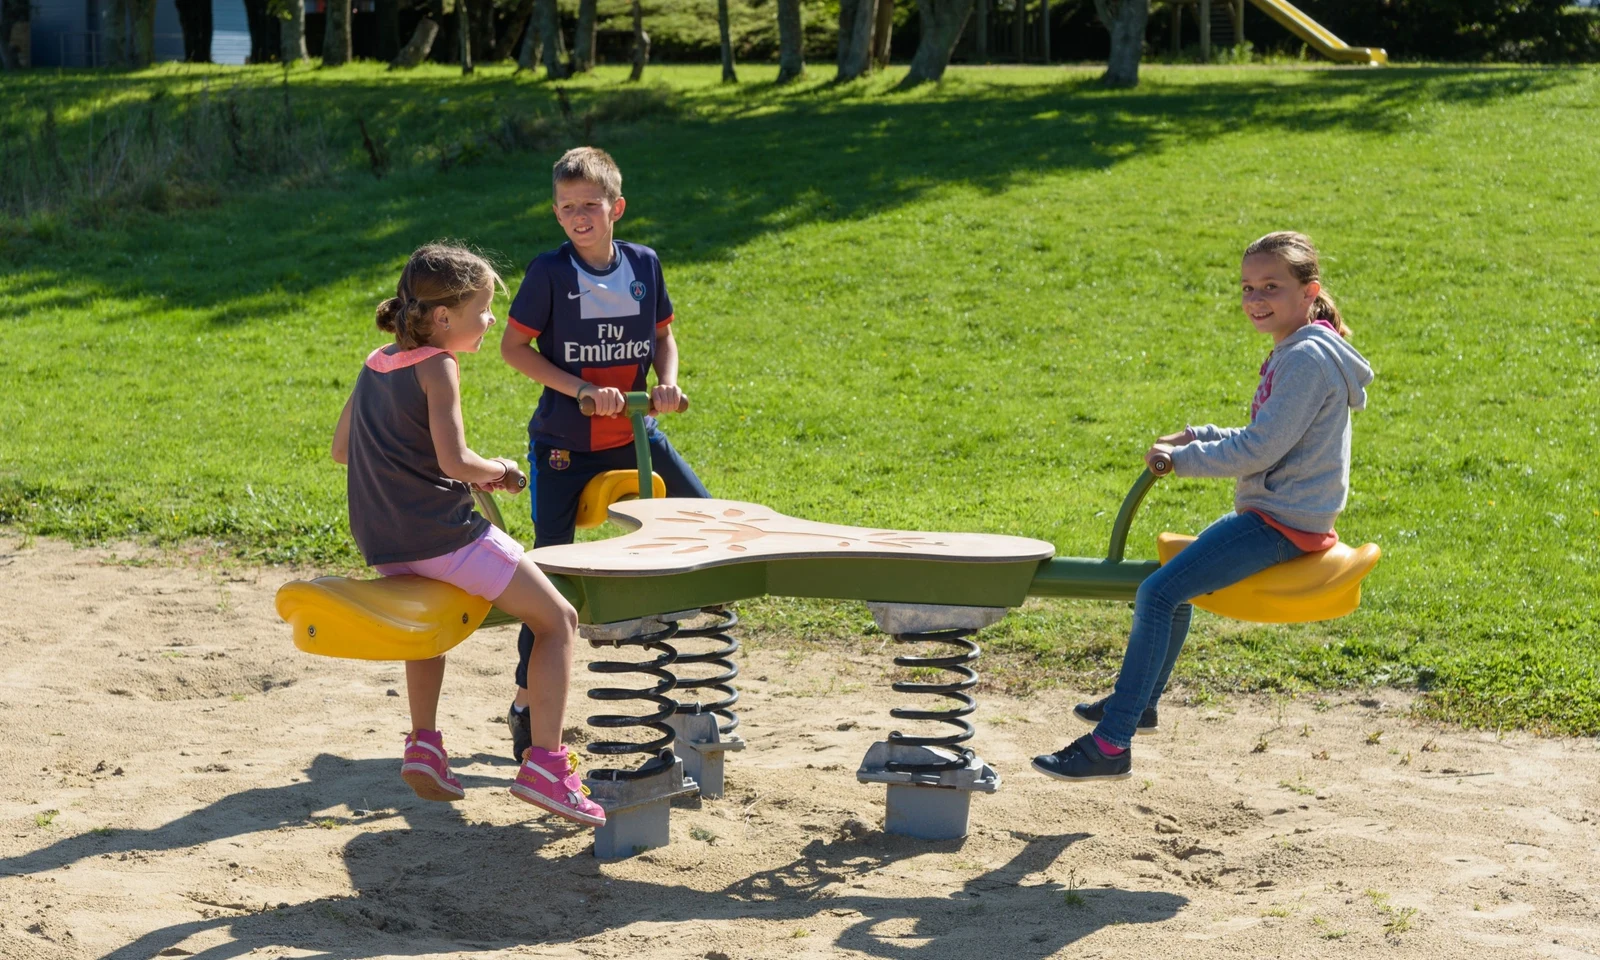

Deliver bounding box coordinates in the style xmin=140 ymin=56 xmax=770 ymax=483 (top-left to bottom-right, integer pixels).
xmin=629 ymin=280 xmax=647 ymax=301
xmin=548 ymin=449 xmax=571 ymax=471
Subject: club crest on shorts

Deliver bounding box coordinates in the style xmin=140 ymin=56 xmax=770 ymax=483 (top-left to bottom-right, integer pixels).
xmin=548 ymin=449 xmax=571 ymax=471
xmin=629 ymin=280 xmax=646 ymax=301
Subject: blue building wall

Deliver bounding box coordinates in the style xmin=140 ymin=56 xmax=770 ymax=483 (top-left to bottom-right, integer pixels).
xmin=29 ymin=0 xmax=91 ymax=66
xmin=154 ymin=1 xmax=184 ymax=62
xmin=29 ymin=0 xmax=250 ymax=66
xmin=212 ymin=0 xmax=248 ymax=64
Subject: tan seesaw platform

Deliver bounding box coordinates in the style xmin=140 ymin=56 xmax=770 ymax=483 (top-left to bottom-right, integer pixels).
xmin=531 ymin=498 xmax=1056 ymax=576
xmin=530 ymin=498 xmax=1056 ymax=623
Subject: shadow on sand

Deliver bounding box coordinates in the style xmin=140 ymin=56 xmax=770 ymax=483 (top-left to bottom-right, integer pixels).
xmin=4 ymin=752 xmax=1189 ymax=958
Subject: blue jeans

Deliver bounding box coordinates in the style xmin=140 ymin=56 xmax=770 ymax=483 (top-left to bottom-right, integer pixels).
xmin=1094 ymin=511 xmax=1304 ymax=748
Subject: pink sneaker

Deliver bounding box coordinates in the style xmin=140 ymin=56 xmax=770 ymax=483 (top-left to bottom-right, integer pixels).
xmin=509 ymin=746 xmax=606 ymax=827
xmin=400 ymin=729 xmax=465 ymax=802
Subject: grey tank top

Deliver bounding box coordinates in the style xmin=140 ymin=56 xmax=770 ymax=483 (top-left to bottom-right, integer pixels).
xmin=347 ymin=347 xmax=489 ymax=566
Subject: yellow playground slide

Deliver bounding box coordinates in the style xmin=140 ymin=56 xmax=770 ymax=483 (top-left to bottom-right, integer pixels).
xmin=1247 ymin=0 xmax=1388 ymax=64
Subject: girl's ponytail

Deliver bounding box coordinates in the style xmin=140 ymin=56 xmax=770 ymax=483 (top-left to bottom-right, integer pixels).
xmin=1244 ymin=231 xmax=1352 ymax=339
xmin=374 ymin=294 xmax=432 ymax=350
xmin=375 ymin=296 xmax=404 ymax=334
xmin=1310 ymin=289 xmax=1351 ymax=339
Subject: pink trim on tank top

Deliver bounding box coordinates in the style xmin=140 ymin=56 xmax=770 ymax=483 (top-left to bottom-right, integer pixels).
xmin=365 ymin=346 xmax=453 ymax=373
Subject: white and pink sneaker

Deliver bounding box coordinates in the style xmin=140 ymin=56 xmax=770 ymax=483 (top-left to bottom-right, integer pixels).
xmin=400 ymin=729 xmax=465 ymax=802
xmin=510 ymin=745 xmax=606 ymax=827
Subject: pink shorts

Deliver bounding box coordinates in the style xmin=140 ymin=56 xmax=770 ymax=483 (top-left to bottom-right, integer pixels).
xmin=374 ymin=525 xmax=525 ymax=601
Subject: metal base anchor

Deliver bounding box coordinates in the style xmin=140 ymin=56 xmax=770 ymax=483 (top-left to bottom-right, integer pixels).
xmin=587 ymin=756 xmax=700 ymax=859
xmin=665 ymin=710 xmax=745 ymax=799
xmin=856 ymin=742 xmax=1000 ymax=840
xmin=858 ymin=602 xmax=1008 ymax=840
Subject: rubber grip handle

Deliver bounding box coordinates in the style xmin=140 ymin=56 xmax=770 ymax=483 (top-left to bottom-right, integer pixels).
xmin=577 ymin=392 xmax=690 ymax=416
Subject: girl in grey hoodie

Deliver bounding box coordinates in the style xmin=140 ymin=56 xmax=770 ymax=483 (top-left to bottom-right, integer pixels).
xmin=1034 ymin=232 xmax=1375 ymax=783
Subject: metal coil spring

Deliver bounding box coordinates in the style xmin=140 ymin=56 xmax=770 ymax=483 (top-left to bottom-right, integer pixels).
xmin=886 ymin=627 xmax=980 ymax=774
xmin=666 ymin=607 xmax=741 ymax=737
xmin=585 ymin=622 xmax=680 ymax=782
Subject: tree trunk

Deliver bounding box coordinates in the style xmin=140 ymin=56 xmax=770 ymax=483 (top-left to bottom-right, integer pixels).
xmin=0 ymin=0 xmax=27 ymax=69
xmin=243 ymin=0 xmax=281 ymax=62
xmin=871 ymin=0 xmax=893 ymax=67
xmin=1091 ymin=0 xmax=1147 ymax=87
xmin=458 ymin=0 xmax=472 ymax=72
xmin=281 ymin=0 xmax=309 ymax=62
xmin=322 ymin=0 xmax=352 ymax=65
xmin=627 ymin=0 xmax=647 ymax=81
xmin=129 ymin=0 xmax=156 ymax=65
xmin=974 ymin=0 xmax=986 ymax=60
xmin=901 ymin=0 xmax=972 ymax=85
xmin=493 ymin=0 xmax=535 ymax=61
xmin=716 ymin=0 xmax=736 ymax=81
xmin=537 ymin=0 xmax=567 ymax=77
xmin=375 ymin=0 xmax=400 ymax=61
xmin=390 ymin=15 xmax=439 ymax=67
xmin=1012 ymin=0 xmax=1023 ymax=61
xmin=836 ymin=0 xmax=876 ymax=80
xmin=174 ymin=0 xmax=212 ymax=61
xmin=835 ymin=0 xmax=849 ymax=70
xmin=1039 ymin=0 xmax=1048 ymax=61
xmin=0 ymin=1 xmax=17 ymax=70
xmin=516 ymin=13 xmax=538 ymax=69
xmin=775 ymin=0 xmax=803 ymax=81
xmin=571 ymin=0 xmax=595 ymax=70
xmin=104 ymin=0 xmax=128 ymax=65
xmin=469 ymin=0 xmax=494 ymax=61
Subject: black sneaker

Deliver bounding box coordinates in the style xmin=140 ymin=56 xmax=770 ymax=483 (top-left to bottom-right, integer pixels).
xmin=1032 ymin=734 xmax=1133 ymax=783
xmin=507 ymin=703 xmax=531 ymax=764
xmin=1073 ymin=697 xmax=1158 ymax=735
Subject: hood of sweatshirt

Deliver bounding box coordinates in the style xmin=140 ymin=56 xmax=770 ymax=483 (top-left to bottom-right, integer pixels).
xmin=1278 ymin=323 xmax=1374 ymax=412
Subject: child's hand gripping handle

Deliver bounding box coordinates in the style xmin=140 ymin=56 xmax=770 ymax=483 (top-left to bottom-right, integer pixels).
xmin=1145 ymin=439 xmax=1180 ymax=477
xmin=577 ymin=390 xmax=691 ymax=417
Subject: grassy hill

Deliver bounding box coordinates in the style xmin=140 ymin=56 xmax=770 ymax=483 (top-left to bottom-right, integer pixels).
xmin=3 ymin=62 xmax=1597 ymax=734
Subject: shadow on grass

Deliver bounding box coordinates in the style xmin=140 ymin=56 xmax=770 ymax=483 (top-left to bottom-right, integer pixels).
xmin=0 ymin=66 xmax=1576 ymax=327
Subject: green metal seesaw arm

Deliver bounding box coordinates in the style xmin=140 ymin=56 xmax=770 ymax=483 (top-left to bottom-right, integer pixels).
xmin=473 ymin=394 xmax=1171 ymax=624
xmin=1026 ymin=462 xmax=1166 ymax=602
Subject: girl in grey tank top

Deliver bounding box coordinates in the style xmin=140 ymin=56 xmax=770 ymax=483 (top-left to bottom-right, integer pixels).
xmin=326 ymin=243 xmax=604 ymax=827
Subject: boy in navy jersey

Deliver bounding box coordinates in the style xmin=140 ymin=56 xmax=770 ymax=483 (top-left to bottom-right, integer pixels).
xmin=499 ymin=146 xmax=711 ymax=761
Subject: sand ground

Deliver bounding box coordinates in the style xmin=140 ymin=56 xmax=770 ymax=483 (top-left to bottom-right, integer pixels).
xmin=3 ymin=534 xmax=1598 ymax=960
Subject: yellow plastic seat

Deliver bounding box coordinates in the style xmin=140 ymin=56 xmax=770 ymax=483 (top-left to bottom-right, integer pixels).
xmin=275 ymin=575 xmax=492 ymax=661
xmin=575 ymin=469 xmax=666 ymax=529
xmin=1156 ymin=533 xmax=1381 ymax=624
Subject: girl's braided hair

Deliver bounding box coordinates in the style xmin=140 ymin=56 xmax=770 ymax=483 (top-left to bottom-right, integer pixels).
xmin=1243 ymin=231 xmax=1351 ymax=339
xmin=375 ymin=243 xmax=505 ymax=350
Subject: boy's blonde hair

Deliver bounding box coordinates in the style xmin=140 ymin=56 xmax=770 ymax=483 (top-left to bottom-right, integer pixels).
xmin=552 ymin=146 xmax=622 ymax=201
xmin=375 ymin=243 xmax=505 ymax=350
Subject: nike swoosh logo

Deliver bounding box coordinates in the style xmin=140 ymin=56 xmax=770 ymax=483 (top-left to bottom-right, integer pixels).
xmin=567 ymin=290 xmax=589 ymax=299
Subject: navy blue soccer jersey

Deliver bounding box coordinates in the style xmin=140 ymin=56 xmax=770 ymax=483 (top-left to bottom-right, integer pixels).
xmin=507 ymin=240 xmax=675 ymax=453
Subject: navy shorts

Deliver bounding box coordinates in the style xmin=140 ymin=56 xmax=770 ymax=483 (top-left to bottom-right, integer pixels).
xmin=516 ymin=426 xmax=709 ymax=688
xmin=527 ymin=426 xmax=710 ymax=547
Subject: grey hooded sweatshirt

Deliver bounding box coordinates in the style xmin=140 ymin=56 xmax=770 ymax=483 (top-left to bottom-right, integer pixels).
xmin=1169 ymin=323 xmax=1374 ymax=533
